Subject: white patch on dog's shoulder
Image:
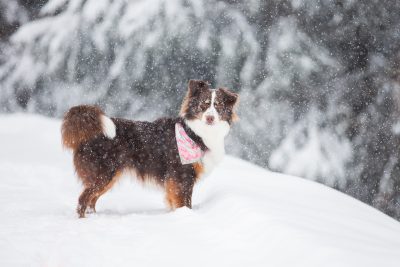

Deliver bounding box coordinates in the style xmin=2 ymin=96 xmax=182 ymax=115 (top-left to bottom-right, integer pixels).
xmin=100 ymin=114 xmax=116 ymax=139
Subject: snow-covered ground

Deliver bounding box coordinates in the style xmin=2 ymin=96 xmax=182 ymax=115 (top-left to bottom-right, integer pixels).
xmin=0 ymin=114 xmax=399 ymax=267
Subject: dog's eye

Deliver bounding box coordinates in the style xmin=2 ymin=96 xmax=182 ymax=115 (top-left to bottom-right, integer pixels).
xmin=199 ymin=101 xmax=209 ymax=111
xmin=214 ymin=100 xmax=223 ymax=107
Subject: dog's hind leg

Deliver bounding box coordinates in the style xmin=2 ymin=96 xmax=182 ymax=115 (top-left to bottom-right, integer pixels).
xmin=77 ymin=174 xmax=114 ymax=218
xmin=77 ymin=186 xmax=97 ymax=218
xmin=87 ymin=172 xmax=121 ymax=214
xmin=87 ymin=195 xmax=99 ymax=214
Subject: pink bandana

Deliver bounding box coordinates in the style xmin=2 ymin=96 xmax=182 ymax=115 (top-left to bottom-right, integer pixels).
xmin=175 ymin=123 xmax=204 ymax=164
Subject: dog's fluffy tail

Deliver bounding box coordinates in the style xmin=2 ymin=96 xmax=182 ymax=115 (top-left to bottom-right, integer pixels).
xmin=61 ymin=105 xmax=116 ymax=150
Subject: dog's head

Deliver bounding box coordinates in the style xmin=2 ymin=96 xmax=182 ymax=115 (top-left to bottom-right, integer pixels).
xmin=180 ymin=79 xmax=239 ymax=127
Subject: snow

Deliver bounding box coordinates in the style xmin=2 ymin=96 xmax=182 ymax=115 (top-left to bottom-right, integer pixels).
xmin=0 ymin=114 xmax=400 ymax=267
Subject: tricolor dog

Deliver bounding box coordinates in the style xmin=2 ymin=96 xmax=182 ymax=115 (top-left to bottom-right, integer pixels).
xmin=62 ymin=80 xmax=239 ymax=217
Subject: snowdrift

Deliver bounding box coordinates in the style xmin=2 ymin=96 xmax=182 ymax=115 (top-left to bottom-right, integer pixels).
xmin=0 ymin=114 xmax=399 ymax=267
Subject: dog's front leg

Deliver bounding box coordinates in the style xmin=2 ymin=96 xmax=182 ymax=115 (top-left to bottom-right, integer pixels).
xmin=165 ymin=177 xmax=194 ymax=210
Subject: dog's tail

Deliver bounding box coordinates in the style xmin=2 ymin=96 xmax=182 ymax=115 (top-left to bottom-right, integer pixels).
xmin=61 ymin=105 xmax=116 ymax=150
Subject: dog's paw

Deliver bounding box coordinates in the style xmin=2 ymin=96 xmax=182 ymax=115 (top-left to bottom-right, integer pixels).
xmin=86 ymin=207 xmax=96 ymax=214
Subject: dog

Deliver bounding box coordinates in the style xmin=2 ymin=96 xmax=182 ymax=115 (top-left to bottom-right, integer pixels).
xmin=61 ymin=79 xmax=239 ymax=217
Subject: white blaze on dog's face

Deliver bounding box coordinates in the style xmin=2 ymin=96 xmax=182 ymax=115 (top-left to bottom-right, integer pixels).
xmin=180 ymin=79 xmax=239 ymax=142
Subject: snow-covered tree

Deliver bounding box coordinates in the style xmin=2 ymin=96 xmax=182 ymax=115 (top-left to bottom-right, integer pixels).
xmin=0 ymin=0 xmax=258 ymax=119
xmin=0 ymin=0 xmax=29 ymax=39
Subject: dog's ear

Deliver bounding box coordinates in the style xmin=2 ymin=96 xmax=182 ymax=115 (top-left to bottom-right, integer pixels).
xmin=188 ymin=79 xmax=209 ymax=96
xmin=219 ymin=87 xmax=239 ymax=122
xmin=219 ymin=87 xmax=239 ymax=106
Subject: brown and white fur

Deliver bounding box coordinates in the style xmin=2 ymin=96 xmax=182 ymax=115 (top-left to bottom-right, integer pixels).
xmin=61 ymin=80 xmax=238 ymax=218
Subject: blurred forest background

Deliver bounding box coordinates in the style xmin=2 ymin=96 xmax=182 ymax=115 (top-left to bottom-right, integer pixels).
xmin=1 ymin=0 xmax=400 ymax=220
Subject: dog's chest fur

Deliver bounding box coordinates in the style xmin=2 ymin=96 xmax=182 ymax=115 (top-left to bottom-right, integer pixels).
xmin=186 ymin=118 xmax=230 ymax=176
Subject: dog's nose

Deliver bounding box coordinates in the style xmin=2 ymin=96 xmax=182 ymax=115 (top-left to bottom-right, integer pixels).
xmin=206 ymin=115 xmax=215 ymax=125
